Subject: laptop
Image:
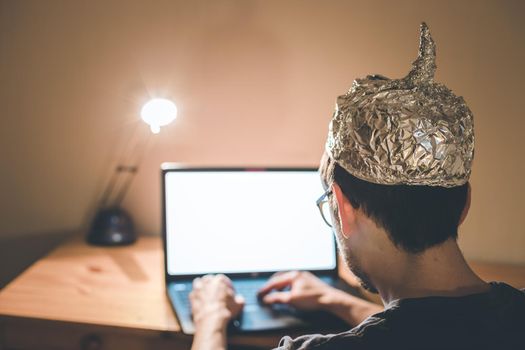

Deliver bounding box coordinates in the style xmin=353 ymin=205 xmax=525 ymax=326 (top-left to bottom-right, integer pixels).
xmin=161 ymin=165 xmax=358 ymax=334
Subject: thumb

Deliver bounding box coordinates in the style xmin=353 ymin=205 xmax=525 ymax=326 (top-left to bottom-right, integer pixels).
xmin=231 ymin=294 xmax=245 ymax=317
xmin=235 ymin=294 xmax=245 ymax=306
xmin=263 ymin=291 xmax=292 ymax=305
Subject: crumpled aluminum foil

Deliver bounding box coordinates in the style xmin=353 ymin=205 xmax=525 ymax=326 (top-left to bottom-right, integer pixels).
xmin=326 ymin=22 xmax=474 ymax=187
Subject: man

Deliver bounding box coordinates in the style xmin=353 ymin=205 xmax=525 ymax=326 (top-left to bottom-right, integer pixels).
xmin=189 ymin=23 xmax=525 ymax=350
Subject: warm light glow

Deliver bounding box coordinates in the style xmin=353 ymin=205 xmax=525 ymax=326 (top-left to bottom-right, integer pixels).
xmin=140 ymin=98 xmax=178 ymax=134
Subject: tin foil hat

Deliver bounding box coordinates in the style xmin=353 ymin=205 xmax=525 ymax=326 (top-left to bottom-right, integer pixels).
xmin=326 ymin=23 xmax=474 ymax=187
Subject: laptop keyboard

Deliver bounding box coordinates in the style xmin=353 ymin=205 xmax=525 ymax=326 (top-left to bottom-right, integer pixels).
xmin=168 ymin=275 xmax=344 ymax=333
xmin=233 ymin=280 xmax=266 ymax=305
xmin=174 ymin=278 xmax=267 ymax=310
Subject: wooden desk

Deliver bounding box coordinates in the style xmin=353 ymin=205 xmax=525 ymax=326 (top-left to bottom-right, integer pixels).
xmin=1 ymin=235 xmax=524 ymax=350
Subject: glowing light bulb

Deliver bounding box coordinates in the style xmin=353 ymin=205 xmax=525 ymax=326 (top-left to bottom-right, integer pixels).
xmin=140 ymin=98 xmax=178 ymax=134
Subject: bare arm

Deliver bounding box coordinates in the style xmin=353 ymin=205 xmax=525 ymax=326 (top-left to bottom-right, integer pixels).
xmin=190 ymin=275 xmax=244 ymax=350
xmin=191 ymin=317 xmax=228 ymax=350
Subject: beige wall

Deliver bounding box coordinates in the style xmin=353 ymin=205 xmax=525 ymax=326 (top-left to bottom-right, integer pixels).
xmin=0 ymin=0 xmax=523 ymax=263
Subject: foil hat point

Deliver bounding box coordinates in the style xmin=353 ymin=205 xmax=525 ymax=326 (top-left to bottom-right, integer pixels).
xmin=326 ymin=23 xmax=474 ymax=188
xmin=405 ymin=22 xmax=436 ymax=86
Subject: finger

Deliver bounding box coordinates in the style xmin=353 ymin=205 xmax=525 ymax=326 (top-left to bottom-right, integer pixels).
xmin=215 ymin=274 xmax=233 ymax=287
xmin=189 ymin=292 xmax=199 ymax=307
xmin=262 ymin=291 xmax=292 ymax=305
xmin=226 ymin=288 xmax=235 ymax=298
xmin=211 ymin=275 xmax=234 ymax=295
xmin=235 ymin=294 xmax=245 ymax=305
xmin=192 ymin=277 xmax=202 ymax=289
xmin=269 ymin=271 xmax=287 ymax=279
xmin=230 ymin=295 xmax=245 ymax=318
xmin=202 ymin=274 xmax=213 ymax=281
xmin=258 ymin=271 xmax=299 ymax=296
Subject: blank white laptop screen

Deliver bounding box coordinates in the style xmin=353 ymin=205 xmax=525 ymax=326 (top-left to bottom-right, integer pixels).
xmin=165 ymin=170 xmax=336 ymax=276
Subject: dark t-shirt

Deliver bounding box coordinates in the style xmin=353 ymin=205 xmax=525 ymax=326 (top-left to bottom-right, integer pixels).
xmin=274 ymin=282 xmax=525 ymax=350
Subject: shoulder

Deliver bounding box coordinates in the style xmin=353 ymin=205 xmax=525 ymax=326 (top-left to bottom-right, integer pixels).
xmin=273 ymin=314 xmax=392 ymax=350
xmin=273 ymin=285 xmax=525 ymax=350
xmin=489 ymin=281 xmax=525 ymax=300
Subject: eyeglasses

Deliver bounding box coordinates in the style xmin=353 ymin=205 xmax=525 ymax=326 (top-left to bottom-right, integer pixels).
xmin=316 ymin=188 xmax=333 ymax=228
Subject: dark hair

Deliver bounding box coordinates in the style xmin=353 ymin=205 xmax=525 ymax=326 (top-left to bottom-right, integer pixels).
xmin=333 ymin=162 xmax=468 ymax=254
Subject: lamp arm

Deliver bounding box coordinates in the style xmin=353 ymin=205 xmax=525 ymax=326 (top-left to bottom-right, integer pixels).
xmin=112 ymin=132 xmax=152 ymax=206
xmin=98 ymin=123 xmax=152 ymax=208
xmin=99 ymin=167 xmax=120 ymax=208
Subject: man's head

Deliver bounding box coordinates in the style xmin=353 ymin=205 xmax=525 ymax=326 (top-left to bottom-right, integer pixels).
xmin=319 ymin=23 xmax=474 ymax=293
xmin=319 ymin=153 xmax=471 ymax=293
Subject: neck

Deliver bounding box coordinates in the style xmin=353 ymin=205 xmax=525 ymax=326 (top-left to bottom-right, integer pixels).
xmin=372 ymin=239 xmax=489 ymax=306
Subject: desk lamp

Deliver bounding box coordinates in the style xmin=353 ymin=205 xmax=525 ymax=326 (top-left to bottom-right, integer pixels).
xmin=86 ymin=98 xmax=178 ymax=246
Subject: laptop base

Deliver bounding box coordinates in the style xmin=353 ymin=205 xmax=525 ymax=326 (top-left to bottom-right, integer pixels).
xmin=167 ymin=275 xmax=361 ymax=334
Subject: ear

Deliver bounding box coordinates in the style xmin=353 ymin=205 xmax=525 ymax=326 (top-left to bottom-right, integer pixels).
xmin=458 ymin=183 xmax=471 ymax=226
xmin=332 ymin=183 xmax=357 ymax=238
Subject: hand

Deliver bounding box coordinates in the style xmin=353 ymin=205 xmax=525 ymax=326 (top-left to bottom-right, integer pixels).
xmin=190 ymin=274 xmax=245 ymax=330
xmin=257 ymin=271 xmax=338 ymax=311
xmin=258 ymin=271 xmax=383 ymax=326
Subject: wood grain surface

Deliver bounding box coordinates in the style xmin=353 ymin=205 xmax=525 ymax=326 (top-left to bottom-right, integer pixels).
xmin=1 ymin=234 xmax=524 ymax=349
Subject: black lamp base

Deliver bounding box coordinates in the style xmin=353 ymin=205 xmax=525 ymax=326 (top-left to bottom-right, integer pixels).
xmin=87 ymin=207 xmax=136 ymax=246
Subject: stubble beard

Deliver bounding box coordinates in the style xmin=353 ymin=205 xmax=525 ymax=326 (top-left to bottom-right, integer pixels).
xmin=329 ymin=188 xmax=379 ymax=294
xmin=334 ymin=231 xmax=379 ymax=294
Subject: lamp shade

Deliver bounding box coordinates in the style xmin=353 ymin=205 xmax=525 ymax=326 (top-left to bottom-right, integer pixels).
xmin=140 ymin=98 xmax=178 ymax=133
